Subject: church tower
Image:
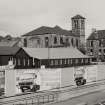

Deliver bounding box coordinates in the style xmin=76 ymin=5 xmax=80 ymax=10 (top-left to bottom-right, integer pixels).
xmin=71 ymin=15 xmax=85 ymax=45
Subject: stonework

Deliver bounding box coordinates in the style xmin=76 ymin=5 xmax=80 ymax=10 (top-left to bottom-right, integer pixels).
xmin=20 ymin=15 xmax=85 ymax=49
xmin=87 ymin=36 xmax=105 ymax=61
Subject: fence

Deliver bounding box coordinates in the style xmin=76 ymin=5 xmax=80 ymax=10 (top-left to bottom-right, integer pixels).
xmin=1 ymin=79 xmax=105 ymax=105
xmin=0 ymin=92 xmax=59 ymax=105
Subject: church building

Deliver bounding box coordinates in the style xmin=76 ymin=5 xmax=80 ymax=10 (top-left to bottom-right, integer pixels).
xmin=21 ymin=15 xmax=86 ymax=49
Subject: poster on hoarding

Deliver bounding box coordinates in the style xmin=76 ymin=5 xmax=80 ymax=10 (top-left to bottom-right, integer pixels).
xmin=85 ymin=65 xmax=97 ymax=82
xmin=74 ymin=65 xmax=97 ymax=83
xmin=5 ymin=68 xmax=61 ymax=96
xmin=40 ymin=69 xmax=61 ymax=90
xmin=74 ymin=67 xmax=85 ymax=78
xmin=16 ymin=69 xmax=41 ymax=93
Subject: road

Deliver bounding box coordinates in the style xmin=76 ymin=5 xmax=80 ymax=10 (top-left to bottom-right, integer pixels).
xmin=48 ymin=89 xmax=105 ymax=105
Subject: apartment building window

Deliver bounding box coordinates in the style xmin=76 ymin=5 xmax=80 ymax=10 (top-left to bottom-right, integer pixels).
xmin=90 ymin=41 xmax=93 ymax=47
xmin=90 ymin=49 xmax=93 ymax=55
xmin=104 ymin=49 xmax=105 ymax=54
xmin=99 ymin=49 xmax=102 ymax=55
xmin=99 ymin=49 xmax=101 ymax=52
xmin=54 ymin=37 xmax=57 ymax=44
xmin=99 ymin=40 xmax=102 ymax=47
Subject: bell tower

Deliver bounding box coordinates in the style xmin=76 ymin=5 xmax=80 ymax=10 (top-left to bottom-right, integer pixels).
xmin=71 ymin=15 xmax=85 ymax=45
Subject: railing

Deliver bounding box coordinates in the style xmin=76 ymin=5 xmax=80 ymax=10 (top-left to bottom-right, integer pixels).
xmin=1 ymin=79 xmax=105 ymax=105
xmin=0 ymin=92 xmax=59 ymax=105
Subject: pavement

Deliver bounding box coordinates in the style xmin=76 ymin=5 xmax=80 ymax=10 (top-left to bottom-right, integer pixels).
xmin=47 ymin=89 xmax=105 ymax=105
xmin=1 ymin=79 xmax=105 ymax=105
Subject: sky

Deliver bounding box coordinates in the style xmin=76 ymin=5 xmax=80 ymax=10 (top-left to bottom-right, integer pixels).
xmin=0 ymin=0 xmax=105 ymax=38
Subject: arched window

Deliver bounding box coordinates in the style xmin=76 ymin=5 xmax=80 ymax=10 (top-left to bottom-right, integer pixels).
xmin=76 ymin=39 xmax=78 ymax=47
xmin=60 ymin=37 xmax=63 ymax=44
xmin=24 ymin=38 xmax=27 ymax=47
xmin=45 ymin=37 xmax=49 ymax=47
xmin=71 ymin=38 xmax=74 ymax=46
xmin=54 ymin=37 xmax=57 ymax=44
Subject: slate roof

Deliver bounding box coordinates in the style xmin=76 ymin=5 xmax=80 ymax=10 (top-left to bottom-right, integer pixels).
xmin=0 ymin=47 xmax=20 ymax=55
xmin=23 ymin=47 xmax=89 ymax=59
xmin=87 ymin=30 xmax=105 ymax=40
xmin=22 ymin=26 xmax=77 ymax=37
xmin=71 ymin=15 xmax=85 ymax=19
xmin=0 ymin=40 xmax=20 ymax=47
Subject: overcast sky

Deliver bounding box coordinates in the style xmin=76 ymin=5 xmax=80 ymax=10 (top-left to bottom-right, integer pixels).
xmin=0 ymin=0 xmax=105 ymax=38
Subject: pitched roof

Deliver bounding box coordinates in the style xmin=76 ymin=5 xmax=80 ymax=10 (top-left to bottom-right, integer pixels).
xmin=87 ymin=30 xmax=105 ymax=40
xmin=22 ymin=26 xmax=77 ymax=37
xmin=71 ymin=15 xmax=85 ymax=19
xmin=0 ymin=47 xmax=20 ymax=55
xmin=0 ymin=40 xmax=20 ymax=47
xmin=23 ymin=47 xmax=89 ymax=59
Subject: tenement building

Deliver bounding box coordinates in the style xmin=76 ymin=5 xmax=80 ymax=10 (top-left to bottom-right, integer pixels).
xmin=21 ymin=15 xmax=86 ymax=48
xmin=87 ymin=29 xmax=105 ymax=61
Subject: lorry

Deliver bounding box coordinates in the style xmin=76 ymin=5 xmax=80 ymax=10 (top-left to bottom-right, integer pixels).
xmin=74 ymin=67 xmax=86 ymax=86
xmin=17 ymin=73 xmax=40 ymax=92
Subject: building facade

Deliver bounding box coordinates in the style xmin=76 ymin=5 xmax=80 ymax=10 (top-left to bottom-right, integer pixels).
xmin=22 ymin=47 xmax=91 ymax=69
xmin=87 ymin=30 xmax=105 ymax=61
xmin=21 ymin=15 xmax=85 ymax=48
xmin=0 ymin=47 xmax=91 ymax=69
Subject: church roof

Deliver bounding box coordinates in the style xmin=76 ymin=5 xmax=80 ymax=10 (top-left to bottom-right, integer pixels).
xmin=71 ymin=15 xmax=85 ymax=19
xmin=22 ymin=26 xmax=78 ymax=37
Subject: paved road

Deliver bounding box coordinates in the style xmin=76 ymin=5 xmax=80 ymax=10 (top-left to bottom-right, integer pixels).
xmin=48 ymin=89 xmax=105 ymax=105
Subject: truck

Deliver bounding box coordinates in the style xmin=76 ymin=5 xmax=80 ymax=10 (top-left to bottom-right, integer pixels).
xmin=17 ymin=73 xmax=40 ymax=92
xmin=74 ymin=67 xmax=86 ymax=86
